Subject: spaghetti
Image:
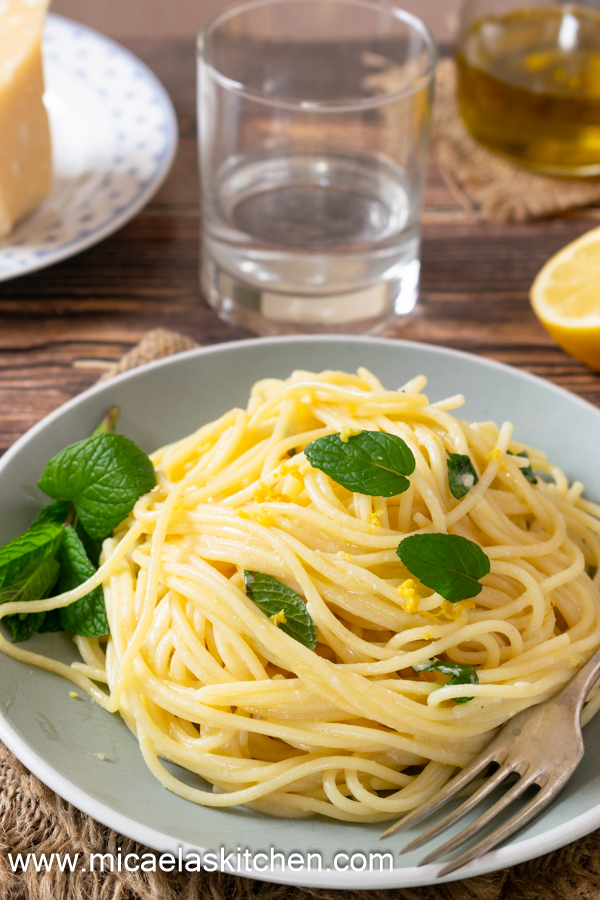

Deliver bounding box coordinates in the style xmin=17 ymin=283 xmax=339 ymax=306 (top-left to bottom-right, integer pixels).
xmin=2 ymin=367 xmax=600 ymax=823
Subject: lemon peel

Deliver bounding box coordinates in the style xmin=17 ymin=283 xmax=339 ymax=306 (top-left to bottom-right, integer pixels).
xmin=419 ymin=599 xmax=475 ymax=622
xmin=340 ymin=426 xmax=362 ymax=443
xmin=253 ymin=483 xmax=285 ymax=503
xmin=441 ymin=599 xmax=475 ymax=620
xmin=278 ymin=464 xmax=302 ymax=480
xmin=235 ymin=507 xmax=274 ymax=526
xmin=530 ymin=224 xmax=600 ymax=371
xmin=486 ymin=447 xmax=506 ymax=471
xmin=397 ymin=579 xmax=421 ymax=613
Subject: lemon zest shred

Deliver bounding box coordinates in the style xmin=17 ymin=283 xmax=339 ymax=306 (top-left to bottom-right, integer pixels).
xmin=420 ymin=610 xmax=439 ymax=622
xmin=486 ymin=447 xmax=506 ymax=471
xmin=235 ymin=507 xmax=274 ymax=526
xmin=340 ymin=426 xmax=362 ymax=443
xmin=440 ymin=599 xmax=475 ymax=621
xmin=419 ymin=599 xmax=475 ymax=622
xmin=278 ymin=464 xmax=302 ymax=480
xmin=397 ymin=579 xmax=421 ymax=613
xmin=255 ymin=509 xmax=274 ymax=526
xmin=270 ymin=610 xmax=287 ymax=626
xmin=253 ymin=483 xmax=286 ymax=503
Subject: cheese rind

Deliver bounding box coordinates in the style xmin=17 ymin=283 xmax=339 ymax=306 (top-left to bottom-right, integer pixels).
xmin=0 ymin=0 xmax=52 ymax=238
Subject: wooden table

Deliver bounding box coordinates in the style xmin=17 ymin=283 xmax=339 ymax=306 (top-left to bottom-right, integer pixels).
xmin=2 ymin=38 xmax=600 ymax=456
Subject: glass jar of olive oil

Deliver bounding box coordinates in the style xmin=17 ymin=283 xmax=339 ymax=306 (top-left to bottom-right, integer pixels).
xmin=456 ymin=0 xmax=600 ymax=175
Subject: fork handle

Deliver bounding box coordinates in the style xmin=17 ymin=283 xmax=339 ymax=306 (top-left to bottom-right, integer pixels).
xmin=555 ymin=645 xmax=600 ymax=716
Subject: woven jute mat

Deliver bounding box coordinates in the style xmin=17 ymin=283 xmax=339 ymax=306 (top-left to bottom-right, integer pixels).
xmin=4 ymin=328 xmax=600 ymax=900
xmin=432 ymin=59 xmax=600 ymax=222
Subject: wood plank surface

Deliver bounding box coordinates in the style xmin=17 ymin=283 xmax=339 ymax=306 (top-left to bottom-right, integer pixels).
xmin=50 ymin=0 xmax=459 ymax=41
xmin=1 ymin=37 xmax=600 ymax=455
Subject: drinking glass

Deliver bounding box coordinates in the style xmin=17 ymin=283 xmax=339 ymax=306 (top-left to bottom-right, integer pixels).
xmin=197 ymin=0 xmax=436 ymax=335
xmin=457 ymin=0 xmax=600 ymax=176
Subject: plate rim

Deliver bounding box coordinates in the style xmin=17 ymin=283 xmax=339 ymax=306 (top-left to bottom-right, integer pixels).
xmin=0 ymin=12 xmax=178 ymax=284
xmin=1 ymin=333 xmax=600 ymax=888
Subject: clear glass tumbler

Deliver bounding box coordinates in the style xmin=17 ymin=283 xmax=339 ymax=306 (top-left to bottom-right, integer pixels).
xmin=197 ymin=0 xmax=436 ymax=335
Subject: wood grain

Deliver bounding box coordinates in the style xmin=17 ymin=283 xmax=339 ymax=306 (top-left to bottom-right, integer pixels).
xmin=49 ymin=0 xmax=459 ymax=41
xmin=1 ymin=37 xmax=600 ymax=455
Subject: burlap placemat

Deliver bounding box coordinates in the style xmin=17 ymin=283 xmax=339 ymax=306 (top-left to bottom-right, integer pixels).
xmin=433 ymin=59 xmax=600 ymax=222
xmin=3 ymin=328 xmax=600 ymax=900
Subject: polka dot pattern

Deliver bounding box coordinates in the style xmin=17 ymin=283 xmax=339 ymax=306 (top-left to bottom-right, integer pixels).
xmin=0 ymin=14 xmax=178 ymax=282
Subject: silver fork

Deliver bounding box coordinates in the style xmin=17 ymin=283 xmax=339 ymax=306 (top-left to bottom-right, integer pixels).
xmin=380 ymin=646 xmax=600 ymax=876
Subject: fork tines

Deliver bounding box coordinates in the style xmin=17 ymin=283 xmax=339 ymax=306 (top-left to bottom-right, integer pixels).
xmin=380 ymin=754 xmax=555 ymax=877
xmin=380 ymin=748 xmax=504 ymax=842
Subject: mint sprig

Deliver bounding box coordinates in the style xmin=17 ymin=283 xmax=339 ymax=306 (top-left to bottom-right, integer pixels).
xmin=305 ymin=431 xmax=415 ymax=497
xmin=38 ymin=433 xmax=156 ymax=540
xmin=397 ymin=533 xmax=490 ymax=603
xmin=447 ymin=453 xmax=479 ymax=500
xmin=244 ymin=570 xmax=317 ymax=650
xmin=413 ymin=658 xmax=479 ymax=703
xmin=0 ymin=407 xmax=154 ymax=643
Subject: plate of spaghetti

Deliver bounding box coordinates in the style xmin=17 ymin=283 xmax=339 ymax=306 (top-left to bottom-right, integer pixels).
xmin=2 ymin=335 xmax=600 ymax=888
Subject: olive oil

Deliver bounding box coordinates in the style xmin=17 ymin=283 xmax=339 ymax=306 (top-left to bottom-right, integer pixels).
xmin=456 ymin=6 xmax=600 ymax=175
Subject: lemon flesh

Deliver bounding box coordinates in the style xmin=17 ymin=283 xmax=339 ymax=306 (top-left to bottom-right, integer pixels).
xmin=531 ymin=224 xmax=600 ymax=370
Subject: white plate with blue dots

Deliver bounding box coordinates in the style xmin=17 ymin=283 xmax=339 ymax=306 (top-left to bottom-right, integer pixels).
xmin=0 ymin=13 xmax=178 ymax=283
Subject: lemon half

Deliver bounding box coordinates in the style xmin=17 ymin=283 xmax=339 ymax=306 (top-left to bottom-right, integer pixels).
xmin=530 ymin=225 xmax=600 ymax=371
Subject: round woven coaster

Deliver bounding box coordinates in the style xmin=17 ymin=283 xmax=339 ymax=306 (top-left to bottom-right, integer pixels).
xmin=3 ymin=329 xmax=600 ymax=900
xmin=433 ymin=59 xmax=600 ymax=223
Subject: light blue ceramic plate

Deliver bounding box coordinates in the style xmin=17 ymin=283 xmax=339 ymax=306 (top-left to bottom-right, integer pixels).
xmin=0 ymin=14 xmax=178 ymax=282
xmin=1 ymin=336 xmax=599 ymax=888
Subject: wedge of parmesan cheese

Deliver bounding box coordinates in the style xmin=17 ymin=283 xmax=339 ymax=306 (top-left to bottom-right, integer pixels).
xmin=0 ymin=0 xmax=52 ymax=238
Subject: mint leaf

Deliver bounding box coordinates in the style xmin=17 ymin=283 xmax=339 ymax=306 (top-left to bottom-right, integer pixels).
xmin=75 ymin=521 xmax=104 ymax=567
xmin=55 ymin=526 xmax=109 ymax=637
xmin=6 ymin=611 xmax=47 ymax=643
xmin=397 ymin=533 xmax=490 ymax=603
xmin=0 ymin=519 xmax=64 ymax=592
xmin=0 ymin=556 xmax=60 ymax=605
xmin=447 ymin=453 xmax=479 ymax=500
xmin=507 ymin=450 xmax=537 ymax=485
xmin=2 ymin=557 xmax=61 ymax=643
xmin=38 ymin=433 xmax=156 ymax=540
xmin=39 ymin=609 xmax=63 ymax=633
xmin=0 ymin=503 xmax=68 ymax=643
xmin=33 ymin=501 xmax=72 ymax=527
xmin=413 ymin=658 xmax=479 ymax=703
xmin=305 ymin=432 xmax=415 ymax=497
xmin=244 ymin=570 xmax=317 ymax=650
